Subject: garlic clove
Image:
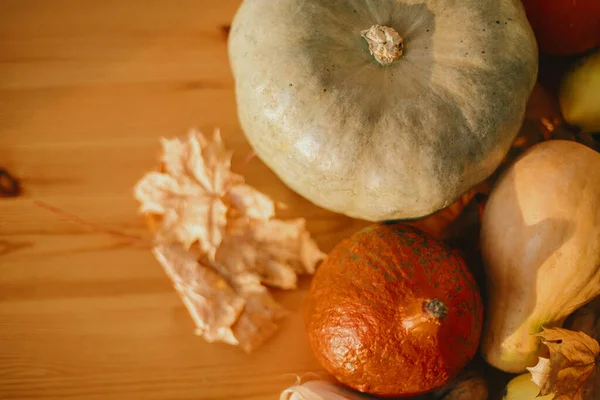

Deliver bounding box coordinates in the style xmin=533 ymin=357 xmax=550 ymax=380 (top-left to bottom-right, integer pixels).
xmin=280 ymin=380 xmax=374 ymax=400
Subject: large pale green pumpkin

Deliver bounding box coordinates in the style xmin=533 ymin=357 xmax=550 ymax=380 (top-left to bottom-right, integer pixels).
xmin=229 ymin=0 xmax=538 ymax=221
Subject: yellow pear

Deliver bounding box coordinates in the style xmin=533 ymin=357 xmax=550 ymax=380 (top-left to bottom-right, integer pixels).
xmin=502 ymin=373 xmax=554 ymax=400
xmin=560 ymin=50 xmax=600 ymax=132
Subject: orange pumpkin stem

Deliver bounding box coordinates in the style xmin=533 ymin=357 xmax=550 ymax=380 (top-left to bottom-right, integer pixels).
xmin=425 ymin=299 xmax=448 ymax=320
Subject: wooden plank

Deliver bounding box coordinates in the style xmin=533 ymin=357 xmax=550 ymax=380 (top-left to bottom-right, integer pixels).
xmin=0 ymin=1 xmax=367 ymax=398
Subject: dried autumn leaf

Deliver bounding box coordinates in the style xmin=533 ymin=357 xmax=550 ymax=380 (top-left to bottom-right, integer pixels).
xmin=527 ymin=327 xmax=600 ymax=400
xmin=135 ymin=129 xmax=326 ymax=352
xmin=565 ymin=299 xmax=600 ymax=399
xmin=152 ymin=243 xmax=290 ymax=352
xmin=152 ymin=243 xmax=245 ymax=345
xmin=232 ymin=292 xmax=289 ymax=353
xmin=135 ymin=130 xmax=241 ymax=257
xmin=567 ymin=297 xmax=600 ymax=341
xmin=225 ymin=184 xmax=275 ymax=220
xmin=215 ymin=218 xmax=325 ymax=291
xmin=529 ymin=357 xmax=552 ymax=390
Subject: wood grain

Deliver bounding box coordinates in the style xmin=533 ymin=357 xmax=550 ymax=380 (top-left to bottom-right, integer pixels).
xmin=0 ymin=1 xmax=368 ymax=398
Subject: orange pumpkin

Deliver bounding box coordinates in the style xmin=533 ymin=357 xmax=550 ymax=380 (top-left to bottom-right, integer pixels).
xmin=304 ymin=223 xmax=483 ymax=397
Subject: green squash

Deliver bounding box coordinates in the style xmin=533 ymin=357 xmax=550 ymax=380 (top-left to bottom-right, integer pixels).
xmin=229 ymin=0 xmax=538 ymax=221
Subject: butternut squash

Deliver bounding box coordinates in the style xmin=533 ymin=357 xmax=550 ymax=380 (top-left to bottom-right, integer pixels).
xmin=480 ymin=140 xmax=600 ymax=373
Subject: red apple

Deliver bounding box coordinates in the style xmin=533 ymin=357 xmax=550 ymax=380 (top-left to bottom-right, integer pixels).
xmin=521 ymin=0 xmax=600 ymax=55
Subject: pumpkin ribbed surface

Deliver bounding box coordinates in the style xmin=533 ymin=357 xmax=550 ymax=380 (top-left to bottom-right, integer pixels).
xmin=229 ymin=0 xmax=538 ymax=221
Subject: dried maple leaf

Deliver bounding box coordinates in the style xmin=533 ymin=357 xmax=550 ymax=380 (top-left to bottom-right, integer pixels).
xmin=528 ymin=357 xmax=553 ymax=390
xmin=527 ymin=327 xmax=600 ymax=400
xmin=152 ymin=243 xmax=292 ymax=353
xmin=232 ymin=292 xmax=289 ymax=353
xmin=215 ymin=218 xmax=325 ymax=291
xmin=135 ymin=129 xmax=325 ymax=352
xmin=225 ymin=184 xmax=275 ymax=220
xmin=135 ymin=130 xmax=240 ymax=257
xmin=152 ymin=243 xmax=245 ymax=345
xmin=566 ymin=297 xmax=600 ymax=343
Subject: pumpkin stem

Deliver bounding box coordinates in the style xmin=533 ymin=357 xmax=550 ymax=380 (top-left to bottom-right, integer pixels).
xmin=424 ymin=299 xmax=448 ymax=321
xmin=361 ymin=25 xmax=404 ymax=66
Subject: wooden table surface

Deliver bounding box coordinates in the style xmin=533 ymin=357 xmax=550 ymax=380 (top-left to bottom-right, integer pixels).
xmin=0 ymin=2 xmax=369 ymax=398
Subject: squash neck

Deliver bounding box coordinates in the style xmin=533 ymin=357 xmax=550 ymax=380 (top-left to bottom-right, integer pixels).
xmin=361 ymin=24 xmax=404 ymax=66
